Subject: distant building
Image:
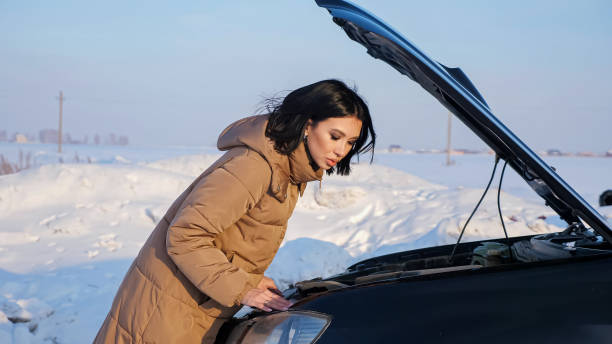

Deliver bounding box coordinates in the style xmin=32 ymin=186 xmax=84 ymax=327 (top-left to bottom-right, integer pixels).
xmin=545 ymin=149 xmax=563 ymax=156
xmin=606 ymin=150 xmax=612 ymax=157
xmin=64 ymin=133 xmax=84 ymax=144
xmin=118 ymin=135 xmax=129 ymax=146
xmin=388 ymin=144 xmax=403 ymax=153
xmin=105 ymin=133 xmax=117 ymax=145
xmin=0 ymin=130 xmax=6 ymax=142
xmin=39 ymin=129 xmax=59 ymax=144
xmin=13 ymin=133 xmax=28 ymax=143
xmin=576 ymin=151 xmax=596 ymax=157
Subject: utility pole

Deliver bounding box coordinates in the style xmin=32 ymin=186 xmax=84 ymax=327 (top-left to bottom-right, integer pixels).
xmin=446 ymin=111 xmax=452 ymax=166
xmin=58 ymin=91 xmax=63 ymax=153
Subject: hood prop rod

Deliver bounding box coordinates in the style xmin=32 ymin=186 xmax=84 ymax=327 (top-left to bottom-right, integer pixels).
xmin=448 ymin=155 xmax=500 ymax=263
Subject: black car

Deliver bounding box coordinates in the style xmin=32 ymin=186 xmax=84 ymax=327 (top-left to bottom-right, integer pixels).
xmin=216 ymin=1 xmax=612 ymax=343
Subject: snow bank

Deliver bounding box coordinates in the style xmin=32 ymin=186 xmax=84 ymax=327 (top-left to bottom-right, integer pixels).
xmin=288 ymin=163 xmax=563 ymax=259
xmin=267 ymin=238 xmax=353 ymax=290
xmin=0 ymin=147 xmax=608 ymax=343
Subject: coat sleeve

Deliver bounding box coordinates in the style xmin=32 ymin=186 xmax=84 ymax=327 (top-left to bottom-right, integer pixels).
xmin=166 ymin=151 xmax=271 ymax=307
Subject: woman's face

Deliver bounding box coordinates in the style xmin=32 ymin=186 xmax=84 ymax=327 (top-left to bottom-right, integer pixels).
xmin=305 ymin=116 xmax=362 ymax=170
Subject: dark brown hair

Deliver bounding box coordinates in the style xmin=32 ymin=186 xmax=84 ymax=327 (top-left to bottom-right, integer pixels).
xmin=264 ymin=79 xmax=375 ymax=175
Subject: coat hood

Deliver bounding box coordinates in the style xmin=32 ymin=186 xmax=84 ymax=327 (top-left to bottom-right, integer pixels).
xmin=217 ymin=115 xmax=323 ymax=202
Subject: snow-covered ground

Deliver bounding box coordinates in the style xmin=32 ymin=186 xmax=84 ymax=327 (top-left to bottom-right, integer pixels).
xmin=0 ymin=143 xmax=610 ymax=343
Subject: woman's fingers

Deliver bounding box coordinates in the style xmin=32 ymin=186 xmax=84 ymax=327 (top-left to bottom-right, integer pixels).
xmin=264 ymin=298 xmax=292 ymax=311
xmin=258 ymin=293 xmax=291 ymax=311
xmin=259 ymin=290 xmax=290 ymax=311
xmin=241 ymin=288 xmax=293 ymax=312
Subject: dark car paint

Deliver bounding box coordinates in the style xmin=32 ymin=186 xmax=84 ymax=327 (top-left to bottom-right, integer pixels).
xmin=217 ymin=250 xmax=612 ymax=343
xmin=293 ymin=254 xmax=612 ymax=344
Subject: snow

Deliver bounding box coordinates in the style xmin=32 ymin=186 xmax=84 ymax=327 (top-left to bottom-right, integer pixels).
xmin=0 ymin=143 xmax=610 ymax=343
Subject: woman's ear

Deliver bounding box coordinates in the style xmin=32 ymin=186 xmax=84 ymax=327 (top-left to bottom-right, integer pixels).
xmin=305 ymin=119 xmax=313 ymax=137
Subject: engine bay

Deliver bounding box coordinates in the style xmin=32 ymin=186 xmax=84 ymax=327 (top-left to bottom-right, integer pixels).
xmin=287 ymin=223 xmax=612 ymax=298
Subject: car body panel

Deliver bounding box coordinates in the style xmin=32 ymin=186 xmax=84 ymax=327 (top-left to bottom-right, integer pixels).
xmin=217 ymin=250 xmax=612 ymax=343
xmin=293 ymin=254 xmax=612 ymax=343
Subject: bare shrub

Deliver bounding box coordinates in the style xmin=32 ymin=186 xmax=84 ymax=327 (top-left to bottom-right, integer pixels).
xmin=0 ymin=152 xmax=36 ymax=176
xmin=0 ymin=154 xmax=17 ymax=175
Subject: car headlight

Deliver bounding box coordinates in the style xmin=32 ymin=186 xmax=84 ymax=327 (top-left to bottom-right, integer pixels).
xmin=225 ymin=310 xmax=331 ymax=344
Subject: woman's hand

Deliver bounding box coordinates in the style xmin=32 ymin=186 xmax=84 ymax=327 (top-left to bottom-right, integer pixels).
xmin=241 ymin=276 xmax=292 ymax=312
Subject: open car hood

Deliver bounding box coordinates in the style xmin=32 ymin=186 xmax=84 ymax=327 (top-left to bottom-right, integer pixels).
xmin=315 ymin=0 xmax=611 ymax=241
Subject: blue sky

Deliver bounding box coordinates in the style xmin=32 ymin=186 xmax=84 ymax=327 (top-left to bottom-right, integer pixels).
xmin=1 ymin=0 xmax=611 ymax=152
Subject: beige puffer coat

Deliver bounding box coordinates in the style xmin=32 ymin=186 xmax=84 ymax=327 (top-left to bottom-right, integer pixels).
xmin=94 ymin=115 xmax=323 ymax=343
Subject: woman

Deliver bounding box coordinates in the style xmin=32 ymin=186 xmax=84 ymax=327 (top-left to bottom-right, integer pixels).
xmin=94 ymin=79 xmax=376 ymax=343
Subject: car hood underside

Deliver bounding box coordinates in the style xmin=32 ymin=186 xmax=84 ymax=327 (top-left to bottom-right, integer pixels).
xmin=315 ymin=0 xmax=611 ymax=240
